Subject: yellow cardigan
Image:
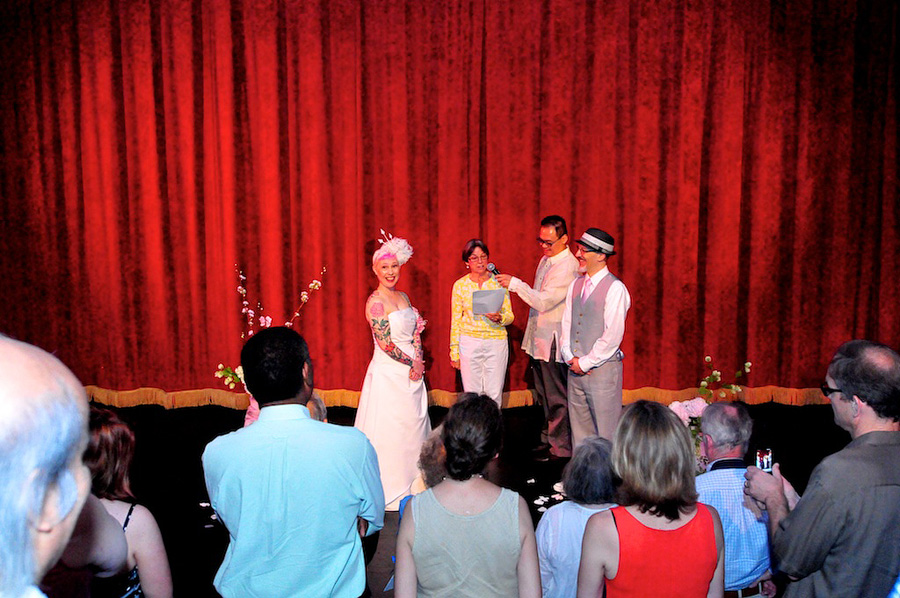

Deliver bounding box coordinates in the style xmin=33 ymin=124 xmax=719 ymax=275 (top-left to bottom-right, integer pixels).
xmin=449 ymin=274 xmax=514 ymax=361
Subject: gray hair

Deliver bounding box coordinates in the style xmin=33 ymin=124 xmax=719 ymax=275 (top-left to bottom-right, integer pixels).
xmin=0 ymin=336 xmax=87 ymax=595
xmin=562 ymin=436 xmax=615 ymax=505
xmin=700 ymin=401 xmax=753 ymax=454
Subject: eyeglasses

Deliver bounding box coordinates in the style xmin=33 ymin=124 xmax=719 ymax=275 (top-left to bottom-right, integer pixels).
xmin=467 ymin=254 xmax=488 ymax=263
xmin=537 ymin=237 xmax=558 ymax=248
xmin=820 ymin=383 xmax=843 ymax=398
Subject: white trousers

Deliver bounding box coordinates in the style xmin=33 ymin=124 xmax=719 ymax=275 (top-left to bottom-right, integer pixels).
xmin=459 ymin=335 xmax=509 ymax=406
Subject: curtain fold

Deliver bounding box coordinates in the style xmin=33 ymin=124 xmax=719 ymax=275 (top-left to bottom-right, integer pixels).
xmin=0 ymin=0 xmax=896 ymax=392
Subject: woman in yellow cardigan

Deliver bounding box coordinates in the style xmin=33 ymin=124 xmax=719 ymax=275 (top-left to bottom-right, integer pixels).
xmin=450 ymin=239 xmax=514 ymax=406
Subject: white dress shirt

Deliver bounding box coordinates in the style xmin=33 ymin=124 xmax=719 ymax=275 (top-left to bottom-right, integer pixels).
xmin=559 ymin=266 xmax=631 ymax=372
xmin=508 ymin=247 xmax=579 ymax=362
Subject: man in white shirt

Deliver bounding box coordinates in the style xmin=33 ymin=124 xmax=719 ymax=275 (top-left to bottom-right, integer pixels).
xmin=496 ymin=215 xmax=579 ymax=460
xmin=559 ymin=228 xmax=631 ymax=447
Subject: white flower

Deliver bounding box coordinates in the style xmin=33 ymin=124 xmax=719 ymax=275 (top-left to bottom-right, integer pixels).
xmin=705 ymin=355 xmax=712 ymax=362
xmin=217 ymin=363 xmax=224 ymax=369
xmin=229 ymin=382 xmax=236 ymax=389
xmin=719 ymin=391 xmax=726 ymax=398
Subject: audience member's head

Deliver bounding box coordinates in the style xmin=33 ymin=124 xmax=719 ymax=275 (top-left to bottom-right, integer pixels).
xmin=442 ymin=394 xmax=503 ymax=481
xmin=561 ymin=436 xmax=615 ymax=506
xmin=700 ymin=401 xmax=753 ymax=458
xmin=827 ymin=339 xmax=900 ymax=422
xmin=418 ymin=426 xmax=446 ymax=488
xmin=0 ymin=336 xmax=91 ymax=595
xmin=307 ymin=393 xmax=328 ymax=422
xmin=240 ymin=327 xmax=313 ymax=407
xmin=85 ymin=406 xmax=136 ymax=501
xmin=613 ymin=400 xmax=697 ymax=520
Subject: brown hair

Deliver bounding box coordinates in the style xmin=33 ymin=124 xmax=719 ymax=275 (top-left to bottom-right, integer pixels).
xmin=612 ymin=400 xmax=697 ymax=520
xmin=442 ymin=394 xmax=502 ymax=480
xmin=84 ymin=406 xmax=136 ymax=501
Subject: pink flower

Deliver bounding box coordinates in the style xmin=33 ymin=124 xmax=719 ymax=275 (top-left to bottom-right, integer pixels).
xmin=371 ymin=302 xmax=385 ymax=317
xmin=413 ymin=308 xmax=427 ymax=334
xmin=668 ymin=398 xmax=708 ymax=425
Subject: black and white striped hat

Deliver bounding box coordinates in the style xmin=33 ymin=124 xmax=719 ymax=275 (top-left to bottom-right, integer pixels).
xmin=575 ymin=228 xmax=616 ymax=255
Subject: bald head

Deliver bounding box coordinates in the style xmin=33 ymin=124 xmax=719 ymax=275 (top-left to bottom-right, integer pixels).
xmin=0 ymin=336 xmax=90 ymax=594
xmin=828 ymin=340 xmax=900 ymax=423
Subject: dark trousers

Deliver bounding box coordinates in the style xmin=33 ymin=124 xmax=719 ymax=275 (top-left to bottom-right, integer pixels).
xmin=531 ymin=340 xmax=572 ymax=457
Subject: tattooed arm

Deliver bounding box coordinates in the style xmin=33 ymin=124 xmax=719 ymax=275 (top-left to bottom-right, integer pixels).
xmin=367 ymin=294 xmax=414 ymax=367
xmin=407 ymin=296 xmax=426 ymax=381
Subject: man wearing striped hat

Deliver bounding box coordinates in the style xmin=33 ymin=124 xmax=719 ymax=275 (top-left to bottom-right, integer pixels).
xmin=559 ymin=228 xmax=631 ymax=447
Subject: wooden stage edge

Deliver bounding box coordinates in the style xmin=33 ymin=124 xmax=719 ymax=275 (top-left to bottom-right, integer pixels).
xmin=86 ymin=385 xmax=826 ymax=410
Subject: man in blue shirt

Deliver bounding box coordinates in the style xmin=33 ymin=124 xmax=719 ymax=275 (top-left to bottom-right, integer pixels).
xmin=696 ymin=401 xmax=773 ymax=597
xmin=203 ymin=327 xmax=384 ymax=597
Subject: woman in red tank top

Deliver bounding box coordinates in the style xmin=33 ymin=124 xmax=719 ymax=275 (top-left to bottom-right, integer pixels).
xmin=577 ymin=400 xmax=725 ymax=598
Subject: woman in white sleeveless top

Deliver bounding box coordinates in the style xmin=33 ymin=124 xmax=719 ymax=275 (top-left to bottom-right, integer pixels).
xmin=395 ymin=394 xmax=541 ymax=598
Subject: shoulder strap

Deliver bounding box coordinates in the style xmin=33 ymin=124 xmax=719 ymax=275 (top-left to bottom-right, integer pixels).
xmin=122 ymin=502 xmax=137 ymax=531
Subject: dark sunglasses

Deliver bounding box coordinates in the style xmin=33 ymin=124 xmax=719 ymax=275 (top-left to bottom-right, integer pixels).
xmin=820 ymin=383 xmax=842 ymax=398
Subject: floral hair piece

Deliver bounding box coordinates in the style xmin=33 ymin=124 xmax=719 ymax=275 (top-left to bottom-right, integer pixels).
xmin=372 ymin=228 xmax=413 ymax=265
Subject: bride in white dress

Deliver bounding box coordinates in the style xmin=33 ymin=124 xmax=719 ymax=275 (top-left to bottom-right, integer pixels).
xmin=355 ymin=234 xmax=431 ymax=510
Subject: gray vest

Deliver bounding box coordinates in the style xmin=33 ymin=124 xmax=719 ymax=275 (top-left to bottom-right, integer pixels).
xmin=570 ymin=273 xmax=619 ymax=358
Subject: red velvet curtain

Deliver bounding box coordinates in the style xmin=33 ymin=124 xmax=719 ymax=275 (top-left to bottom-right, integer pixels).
xmin=0 ymin=0 xmax=896 ymax=393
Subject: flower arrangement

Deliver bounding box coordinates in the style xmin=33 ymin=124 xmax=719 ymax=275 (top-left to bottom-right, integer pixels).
xmin=214 ymin=265 xmax=327 ymax=390
xmin=697 ymin=355 xmax=752 ymax=400
xmin=668 ymin=355 xmax=752 ymax=473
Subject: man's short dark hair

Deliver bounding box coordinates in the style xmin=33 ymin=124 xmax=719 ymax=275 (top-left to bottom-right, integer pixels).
xmin=828 ymin=340 xmax=900 ymax=422
xmin=562 ymin=436 xmax=615 ymax=505
xmin=540 ymin=215 xmax=568 ymax=239
xmin=700 ymin=401 xmax=753 ymax=454
xmin=240 ymin=327 xmax=312 ymax=406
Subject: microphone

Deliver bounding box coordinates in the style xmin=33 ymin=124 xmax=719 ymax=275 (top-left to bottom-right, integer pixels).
xmin=486 ymin=263 xmax=501 ymax=276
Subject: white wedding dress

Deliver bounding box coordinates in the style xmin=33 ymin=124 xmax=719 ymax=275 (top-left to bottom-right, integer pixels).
xmin=355 ymin=307 xmax=431 ymax=510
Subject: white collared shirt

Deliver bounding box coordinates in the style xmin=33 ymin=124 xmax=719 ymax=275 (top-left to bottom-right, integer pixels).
xmin=508 ymin=247 xmax=579 ymax=362
xmin=559 ymin=266 xmax=631 ymax=371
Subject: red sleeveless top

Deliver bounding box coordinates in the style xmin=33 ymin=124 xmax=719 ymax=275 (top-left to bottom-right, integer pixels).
xmin=606 ymin=503 xmax=718 ymax=598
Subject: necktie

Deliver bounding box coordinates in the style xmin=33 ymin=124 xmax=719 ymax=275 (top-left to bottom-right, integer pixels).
xmin=581 ymin=278 xmax=592 ymax=304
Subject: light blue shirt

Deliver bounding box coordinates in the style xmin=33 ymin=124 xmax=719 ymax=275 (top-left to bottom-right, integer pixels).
xmin=888 ymin=573 xmax=900 ymax=598
xmin=203 ymin=404 xmax=384 ymax=597
xmin=696 ymin=463 xmax=770 ymax=590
